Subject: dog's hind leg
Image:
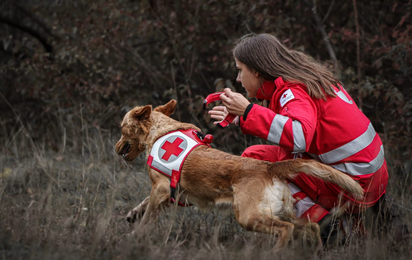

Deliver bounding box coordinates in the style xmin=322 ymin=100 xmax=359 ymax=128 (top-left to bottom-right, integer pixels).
xmin=292 ymin=219 xmax=323 ymax=254
xmin=232 ymin=182 xmax=294 ymax=249
xmin=234 ymin=203 xmax=294 ymax=249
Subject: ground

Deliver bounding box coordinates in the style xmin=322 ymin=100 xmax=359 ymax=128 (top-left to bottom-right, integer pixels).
xmin=0 ymin=130 xmax=411 ymax=260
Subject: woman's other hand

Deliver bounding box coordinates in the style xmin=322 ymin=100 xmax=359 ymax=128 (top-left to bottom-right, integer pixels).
xmin=219 ymin=88 xmax=250 ymax=116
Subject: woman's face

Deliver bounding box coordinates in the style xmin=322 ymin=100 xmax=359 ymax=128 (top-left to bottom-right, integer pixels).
xmin=235 ymin=58 xmax=262 ymax=98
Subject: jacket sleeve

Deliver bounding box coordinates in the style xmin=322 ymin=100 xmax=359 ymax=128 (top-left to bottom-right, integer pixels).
xmin=240 ymin=86 xmax=318 ymax=153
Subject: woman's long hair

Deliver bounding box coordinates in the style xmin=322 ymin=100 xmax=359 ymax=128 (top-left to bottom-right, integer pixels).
xmin=233 ymin=33 xmax=341 ymax=100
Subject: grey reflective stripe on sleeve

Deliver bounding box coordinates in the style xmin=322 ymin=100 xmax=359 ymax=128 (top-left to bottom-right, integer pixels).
xmin=335 ymin=90 xmax=353 ymax=104
xmin=319 ymin=123 xmax=376 ymax=164
xmin=292 ymin=120 xmax=306 ymax=153
xmin=331 ymin=145 xmax=385 ymax=176
xmin=267 ymin=114 xmax=288 ymax=144
xmin=295 ymin=197 xmax=316 ymax=218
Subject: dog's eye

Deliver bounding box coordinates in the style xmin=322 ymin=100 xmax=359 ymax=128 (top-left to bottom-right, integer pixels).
xmin=121 ymin=127 xmax=130 ymax=135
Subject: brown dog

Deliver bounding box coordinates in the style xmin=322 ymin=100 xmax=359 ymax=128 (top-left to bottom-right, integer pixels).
xmin=115 ymin=100 xmax=364 ymax=249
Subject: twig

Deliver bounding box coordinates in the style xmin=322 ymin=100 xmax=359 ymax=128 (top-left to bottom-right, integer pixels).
xmin=0 ymin=91 xmax=40 ymax=153
xmin=306 ymin=0 xmax=339 ymax=73
xmin=0 ymin=15 xmax=53 ymax=52
xmin=322 ymin=0 xmax=335 ymax=23
xmin=171 ymin=62 xmax=181 ymax=122
xmin=353 ymin=0 xmax=363 ymax=110
xmin=13 ymin=2 xmax=53 ymax=36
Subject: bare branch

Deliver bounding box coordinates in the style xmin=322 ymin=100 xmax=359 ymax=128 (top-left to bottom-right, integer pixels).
xmin=322 ymin=0 xmax=335 ymax=23
xmin=13 ymin=3 xmax=53 ymax=36
xmin=0 ymin=15 xmax=53 ymax=53
xmin=353 ymin=0 xmax=363 ymax=110
xmin=305 ymin=0 xmax=339 ymax=73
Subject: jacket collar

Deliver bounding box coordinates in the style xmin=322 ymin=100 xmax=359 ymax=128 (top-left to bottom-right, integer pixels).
xmin=255 ymin=77 xmax=285 ymax=100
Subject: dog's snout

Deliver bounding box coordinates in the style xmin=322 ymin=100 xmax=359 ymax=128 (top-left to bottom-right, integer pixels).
xmin=120 ymin=143 xmax=131 ymax=156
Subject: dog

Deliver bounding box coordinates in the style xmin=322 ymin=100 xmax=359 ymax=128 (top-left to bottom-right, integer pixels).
xmin=115 ymin=99 xmax=364 ymax=250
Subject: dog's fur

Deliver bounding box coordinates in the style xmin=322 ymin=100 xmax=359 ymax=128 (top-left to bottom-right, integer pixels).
xmin=115 ymin=100 xmax=364 ymax=250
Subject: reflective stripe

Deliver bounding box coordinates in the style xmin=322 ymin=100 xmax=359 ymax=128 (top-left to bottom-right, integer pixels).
xmin=295 ymin=197 xmax=316 ymax=218
xmin=267 ymin=114 xmax=305 ymax=152
xmin=288 ymin=183 xmax=302 ymax=195
xmin=331 ymin=145 xmax=385 ymax=176
xmin=267 ymin=114 xmax=288 ymax=144
xmin=292 ymin=120 xmax=306 ymax=153
xmin=151 ymin=160 xmax=172 ymax=176
xmin=319 ymin=123 xmax=376 ymax=164
xmin=287 ymin=183 xmax=316 ymax=218
xmin=335 ymin=90 xmax=353 ymax=104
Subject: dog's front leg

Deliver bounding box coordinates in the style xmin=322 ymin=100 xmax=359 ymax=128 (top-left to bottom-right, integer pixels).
xmin=127 ymin=196 xmax=150 ymax=223
xmin=138 ymin=181 xmax=170 ymax=227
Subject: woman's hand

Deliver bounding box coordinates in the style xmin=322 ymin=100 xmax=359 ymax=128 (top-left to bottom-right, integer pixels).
xmin=208 ymin=105 xmax=230 ymax=125
xmin=219 ymin=88 xmax=250 ymax=116
xmin=207 ymin=88 xmax=249 ymax=125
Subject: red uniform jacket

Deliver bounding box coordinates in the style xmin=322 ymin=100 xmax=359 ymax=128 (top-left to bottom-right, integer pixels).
xmin=240 ymin=77 xmax=388 ymax=207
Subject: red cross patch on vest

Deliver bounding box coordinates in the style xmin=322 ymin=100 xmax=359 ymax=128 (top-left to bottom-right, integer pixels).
xmin=147 ymin=129 xmax=212 ymax=206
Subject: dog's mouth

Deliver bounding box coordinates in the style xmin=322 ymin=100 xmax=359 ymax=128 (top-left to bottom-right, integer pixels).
xmin=120 ymin=142 xmax=131 ymax=157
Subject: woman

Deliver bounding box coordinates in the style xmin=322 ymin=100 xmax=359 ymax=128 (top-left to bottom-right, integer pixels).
xmin=209 ymin=33 xmax=388 ymax=243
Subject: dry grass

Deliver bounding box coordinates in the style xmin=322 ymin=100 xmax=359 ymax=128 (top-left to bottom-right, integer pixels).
xmin=1 ymin=122 xmax=411 ymax=260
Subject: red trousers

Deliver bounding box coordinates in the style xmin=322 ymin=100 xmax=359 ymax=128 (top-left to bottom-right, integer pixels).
xmin=242 ymin=145 xmax=367 ymax=222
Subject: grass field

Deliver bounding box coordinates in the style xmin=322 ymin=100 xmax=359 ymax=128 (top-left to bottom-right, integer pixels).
xmin=1 ymin=124 xmax=411 ymax=260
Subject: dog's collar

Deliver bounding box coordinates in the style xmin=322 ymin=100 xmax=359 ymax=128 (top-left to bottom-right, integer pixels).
xmin=147 ymin=129 xmax=213 ymax=206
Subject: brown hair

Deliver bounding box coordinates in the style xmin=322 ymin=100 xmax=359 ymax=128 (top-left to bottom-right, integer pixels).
xmin=233 ymin=33 xmax=340 ymax=100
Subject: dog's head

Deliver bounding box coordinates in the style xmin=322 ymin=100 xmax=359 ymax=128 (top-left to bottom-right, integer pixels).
xmin=115 ymin=100 xmax=177 ymax=161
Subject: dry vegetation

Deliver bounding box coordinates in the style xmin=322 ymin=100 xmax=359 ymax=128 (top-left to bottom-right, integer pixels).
xmin=1 ymin=113 xmax=411 ymax=260
xmin=1 ymin=1 xmax=412 ymax=259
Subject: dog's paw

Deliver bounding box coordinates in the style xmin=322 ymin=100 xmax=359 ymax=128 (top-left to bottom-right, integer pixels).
xmin=126 ymin=208 xmax=145 ymax=223
xmin=126 ymin=210 xmax=137 ymax=223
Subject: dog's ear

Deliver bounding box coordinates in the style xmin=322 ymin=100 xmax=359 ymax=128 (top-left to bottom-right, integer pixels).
xmin=132 ymin=105 xmax=152 ymax=120
xmin=154 ymin=99 xmax=176 ymax=116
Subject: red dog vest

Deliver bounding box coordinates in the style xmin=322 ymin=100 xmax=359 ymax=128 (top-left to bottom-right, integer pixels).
xmin=147 ymin=129 xmax=212 ymax=206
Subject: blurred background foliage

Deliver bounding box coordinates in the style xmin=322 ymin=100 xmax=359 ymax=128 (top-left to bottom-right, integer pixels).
xmin=0 ymin=0 xmax=411 ymax=186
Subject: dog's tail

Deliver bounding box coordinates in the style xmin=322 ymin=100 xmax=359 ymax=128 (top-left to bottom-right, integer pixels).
xmin=270 ymin=159 xmax=364 ymax=200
